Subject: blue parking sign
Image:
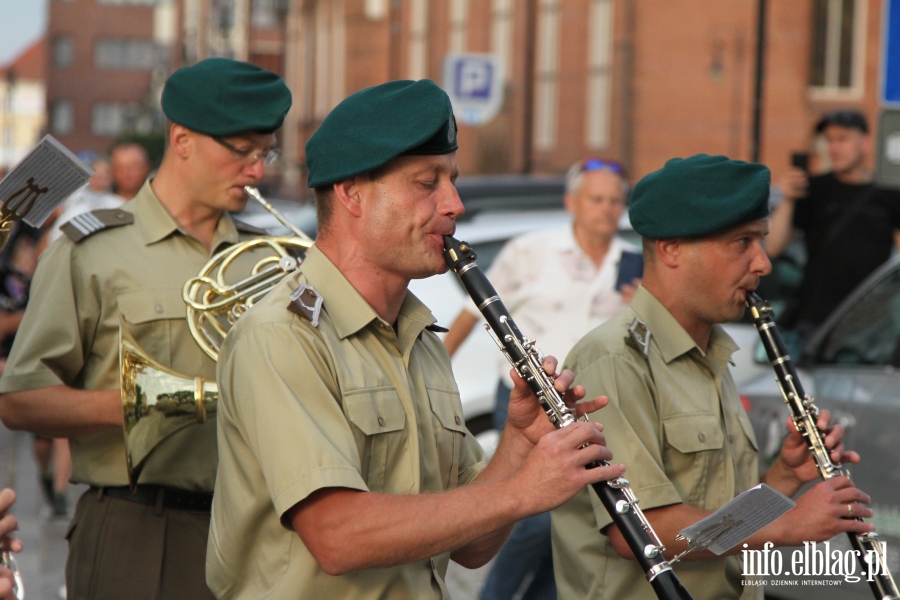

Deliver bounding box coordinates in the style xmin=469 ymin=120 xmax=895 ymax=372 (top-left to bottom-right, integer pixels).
xmin=443 ymin=53 xmax=504 ymax=126
xmin=885 ymin=0 xmax=900 ymax=104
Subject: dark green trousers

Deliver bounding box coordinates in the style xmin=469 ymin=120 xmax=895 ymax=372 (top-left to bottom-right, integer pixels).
xmin=65 ymin=488 xmax=216 ymax=600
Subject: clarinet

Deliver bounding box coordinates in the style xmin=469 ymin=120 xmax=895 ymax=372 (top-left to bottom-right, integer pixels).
xmin=746 ymin=291 xmax=900 ymax=600
xmin=443 ymin=236 xmax=695 ymax=600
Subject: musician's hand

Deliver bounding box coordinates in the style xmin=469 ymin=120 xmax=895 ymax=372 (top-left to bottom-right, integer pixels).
xmin=620 ymin=279 xmax=641 ymax=304
xmin=511 ymin=421 xmax=625 ymax=514
xmin=775 ymin=477 xmax=873 ymax=546
xmin=505 ymin=356 xmax=610 ymax=446
xmin=779 ymin=409 xmax=859 ymax=485
xmin=0 ymin=489 xmax=21 ymax=555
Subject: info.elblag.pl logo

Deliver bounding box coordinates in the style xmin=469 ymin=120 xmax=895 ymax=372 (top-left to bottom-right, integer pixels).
xmin=741 ymin=541 xmax=890 ymax=585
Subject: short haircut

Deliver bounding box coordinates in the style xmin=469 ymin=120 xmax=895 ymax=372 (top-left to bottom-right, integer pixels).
xmin=313 ymin=167 xmax=389 ymax=233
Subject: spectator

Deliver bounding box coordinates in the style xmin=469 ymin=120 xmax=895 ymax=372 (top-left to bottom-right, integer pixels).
xmin=767 ymin=110 xmax=900 ymax=337
xmin=443 ymin=158 xmax=639 ymax=600
xmin=110 ymin=142 xmax=151 ymax=201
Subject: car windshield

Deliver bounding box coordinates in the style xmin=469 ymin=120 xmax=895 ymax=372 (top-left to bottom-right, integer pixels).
xmin=816 ymin=266 xmax=900 ymax=366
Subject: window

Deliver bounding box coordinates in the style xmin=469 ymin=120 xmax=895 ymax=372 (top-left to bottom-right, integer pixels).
xmin=586 ymin=0 xmax=613 ymax=148
xmin=449 ymin=0 xmax=468 ymax=53
xmin=52 ymin=36 xmax=74 ymax=68
xmin=408 ymin=0 xmax=428 ymax=79
xmin=251 ymin=0 xmax=281 ymax=29
xmin=817 ymin=267 xmax=900 ymax=366
xmin=91 ymin=103 xmax=138 ymax=136
xmin=94 ymin=39 xmax=156 ymax=70
xmin=534 ymin=0 xmax=560 ymax=151
xmin=96 ymin=0 xmax=159 ymax=5
xmin=491 ymin=0 xmax=513 ymax=82
xmin=809 ymin=0 xmax=866 ymax=97
xmin=50 ymin=101 xmax=73 ymax=135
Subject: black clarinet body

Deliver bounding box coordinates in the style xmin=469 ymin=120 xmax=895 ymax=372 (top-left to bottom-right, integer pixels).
xmin=443 ymin=236 xmax=695 ymax=600
xmin=746 ymin=291 xmax=899 ymax=600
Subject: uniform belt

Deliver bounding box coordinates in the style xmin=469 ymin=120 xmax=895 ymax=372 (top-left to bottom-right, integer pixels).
xmin=91 ymin=485 xmax=213 ymax=513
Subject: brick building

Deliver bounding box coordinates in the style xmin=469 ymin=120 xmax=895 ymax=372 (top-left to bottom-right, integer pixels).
xmin=44 ymin=0 xmax=886 ymax=192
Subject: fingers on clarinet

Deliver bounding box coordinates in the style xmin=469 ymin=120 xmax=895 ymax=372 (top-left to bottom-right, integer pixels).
xmin=542 ymin=355 xmax=559 ymax=374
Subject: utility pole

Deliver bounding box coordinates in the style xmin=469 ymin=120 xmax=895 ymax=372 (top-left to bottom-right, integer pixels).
xmin=751 ymin=0 xmax=767 ymax=163
xmin=521 ymin=0 xmax=537 ymax=173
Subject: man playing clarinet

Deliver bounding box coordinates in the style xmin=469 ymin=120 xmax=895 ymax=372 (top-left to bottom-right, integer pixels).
xmin=552 ymin=155 xmax=874 ymax=600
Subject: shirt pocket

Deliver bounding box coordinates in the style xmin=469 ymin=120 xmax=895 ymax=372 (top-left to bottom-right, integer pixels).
xmin=343 ymin=386 xmax=408 ymax=492
xmin=427 ymin=387 xmax=468 ymax=490
xmin=663 ymin=413 xmax=724 ymax=507
xmin=116 ymin=287 xmax=187 ymax=366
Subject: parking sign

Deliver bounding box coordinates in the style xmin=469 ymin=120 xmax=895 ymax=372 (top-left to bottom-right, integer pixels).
xmin=443 ymin=53 xmax=504 ymax=126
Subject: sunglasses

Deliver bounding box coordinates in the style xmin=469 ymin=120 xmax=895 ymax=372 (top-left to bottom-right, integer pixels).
xmin=580 ymin=158 xmax=625 ymax=176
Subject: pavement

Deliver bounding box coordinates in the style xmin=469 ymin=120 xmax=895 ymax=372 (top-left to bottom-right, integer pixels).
xmin=0 ymin=427 xmax=81 ymax=600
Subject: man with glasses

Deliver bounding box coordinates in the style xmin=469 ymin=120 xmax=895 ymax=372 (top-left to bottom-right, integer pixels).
xmin=443 ymin=157 xmax=638 ymax=600
xmin=767 ymin=110 xmax=900 ymax=337
xmin=0 ymin=58 xmax=289 ymax=599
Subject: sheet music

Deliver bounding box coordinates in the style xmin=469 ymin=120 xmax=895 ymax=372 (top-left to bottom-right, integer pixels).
xmin=0 ymin=135 xmax=93 ymax=227
xmin=679 ymin=484 xmax=796 ymax=555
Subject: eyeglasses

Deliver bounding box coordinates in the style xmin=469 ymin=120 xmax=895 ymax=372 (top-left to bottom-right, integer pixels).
xmin=580 ymin=158 xmax=625 ymax=176
xmin=213 ymin=137 xmax=282 ymax=166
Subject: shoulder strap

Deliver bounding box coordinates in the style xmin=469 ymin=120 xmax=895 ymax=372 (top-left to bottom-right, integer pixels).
xmin=61 ymin=209 xmax=134 ymax=243
xmin=231 ymin=217 xmax=267 ymax=236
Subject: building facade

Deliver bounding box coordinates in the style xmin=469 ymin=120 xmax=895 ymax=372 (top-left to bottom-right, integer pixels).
xmin=44 ymin=0 xmax=888 ymax=192
xmin=0 ymin=39 xmax=47 ymax=171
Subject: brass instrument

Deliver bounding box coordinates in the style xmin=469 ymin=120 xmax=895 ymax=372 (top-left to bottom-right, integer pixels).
xmin=183 ymin=186 xmax=313 ymax=361
xmin=120 ymin=186 xmax=312 ymax=486
xmin=120 ymin=323 xmax=217 ymax=489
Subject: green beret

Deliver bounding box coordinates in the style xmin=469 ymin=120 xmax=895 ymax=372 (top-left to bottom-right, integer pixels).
xmin=306 ymin=79 xmax=458 ymax=188
xmin=161 ymin=58 xmax=291 ymax=136
xmin=629 ymin=154 xmax=770 ymax=239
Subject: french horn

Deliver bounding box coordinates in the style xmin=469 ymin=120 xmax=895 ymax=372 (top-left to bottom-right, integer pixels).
xmin=120 ymin=187 xmax=313 ymax=487
xmin=183 ymin=186 xmax=313 ymax=361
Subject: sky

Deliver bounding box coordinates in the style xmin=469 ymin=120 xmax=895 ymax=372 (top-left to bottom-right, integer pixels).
xmin=0 ymin=0 xmax=48 ymax=65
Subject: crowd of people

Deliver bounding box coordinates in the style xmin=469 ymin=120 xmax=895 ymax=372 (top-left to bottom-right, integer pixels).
xmin=0 ymin=55 xmax=891 ymax=600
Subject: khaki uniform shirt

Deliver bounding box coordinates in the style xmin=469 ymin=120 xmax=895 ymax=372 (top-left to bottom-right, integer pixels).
xmin=207 ymin=246 xmax=487 ymax=600
xmin=0 ymin=181 xmax=262 ymax=492
xmin=552 ymin=287 xmax=762 ymax=600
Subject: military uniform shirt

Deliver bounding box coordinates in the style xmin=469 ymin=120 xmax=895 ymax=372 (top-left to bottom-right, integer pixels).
xmin=207 ymin=246 xmax=487 ymax=600
xmin=0 ymin=180 xmax=263 ymax=492
xmin=551 ymin=286 xmax=761 ymax=600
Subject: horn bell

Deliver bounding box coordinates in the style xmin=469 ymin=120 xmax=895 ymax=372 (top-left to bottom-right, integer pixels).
xmin=119 ymin=323 xmax=217 ymax=489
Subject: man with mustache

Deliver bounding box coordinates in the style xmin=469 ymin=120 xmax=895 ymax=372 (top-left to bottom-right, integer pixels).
xmin=551 ymin=155 xmax=873 ymax=600
xmin=206 ymin=79 xmax=624 ymax=600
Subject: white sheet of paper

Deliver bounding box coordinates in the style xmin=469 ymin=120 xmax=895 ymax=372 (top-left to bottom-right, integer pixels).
xmin=678 ymin=484 xmax=796 ymax=555
xmin=0 ymin=135 xmax=93 ymax=227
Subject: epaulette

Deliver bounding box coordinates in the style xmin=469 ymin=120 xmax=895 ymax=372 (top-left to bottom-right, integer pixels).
xmin=232 ymin=218 xmax=268 ymax=236
xmin=61 ymin=209 xmax=134 ymax=243
xmin=288 ymin=283 xmax=324 ymax=327
xmin=625 ymin=318 xmax=651 ymax=357
xmin=426 ymin=324 xmax=449 ymax=333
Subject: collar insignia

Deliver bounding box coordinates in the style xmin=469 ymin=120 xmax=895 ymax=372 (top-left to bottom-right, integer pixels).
xmin=628 ymin=318 xmax=651 ymax=356
xmin=288 ymin=284 xmax=323 ymax=327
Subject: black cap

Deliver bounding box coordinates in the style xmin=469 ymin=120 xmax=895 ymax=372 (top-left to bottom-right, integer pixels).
xmin=815 ymin=110 xmax=868 ymax=134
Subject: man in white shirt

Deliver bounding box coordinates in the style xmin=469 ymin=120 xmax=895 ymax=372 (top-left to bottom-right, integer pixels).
xmin=443 ymin=157 xmax=637 ymax=600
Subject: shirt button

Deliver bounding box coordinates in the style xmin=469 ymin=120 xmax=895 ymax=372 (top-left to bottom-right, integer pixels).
xmin=155 ymin=304 xmax=164 ymax=314
xmin=455 ymin=415 xmax=461 ymax=425
xmin=698 ymin=432 xmax=706 ymax=443
xmin=377 ymin=416 xmax=385 ymax=427
xmin=729 ymin=435 xmax=734 ymax=443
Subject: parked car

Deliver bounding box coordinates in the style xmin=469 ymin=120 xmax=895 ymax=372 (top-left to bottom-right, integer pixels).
xmin=740 ymin=254 xmax=900 ymax=600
